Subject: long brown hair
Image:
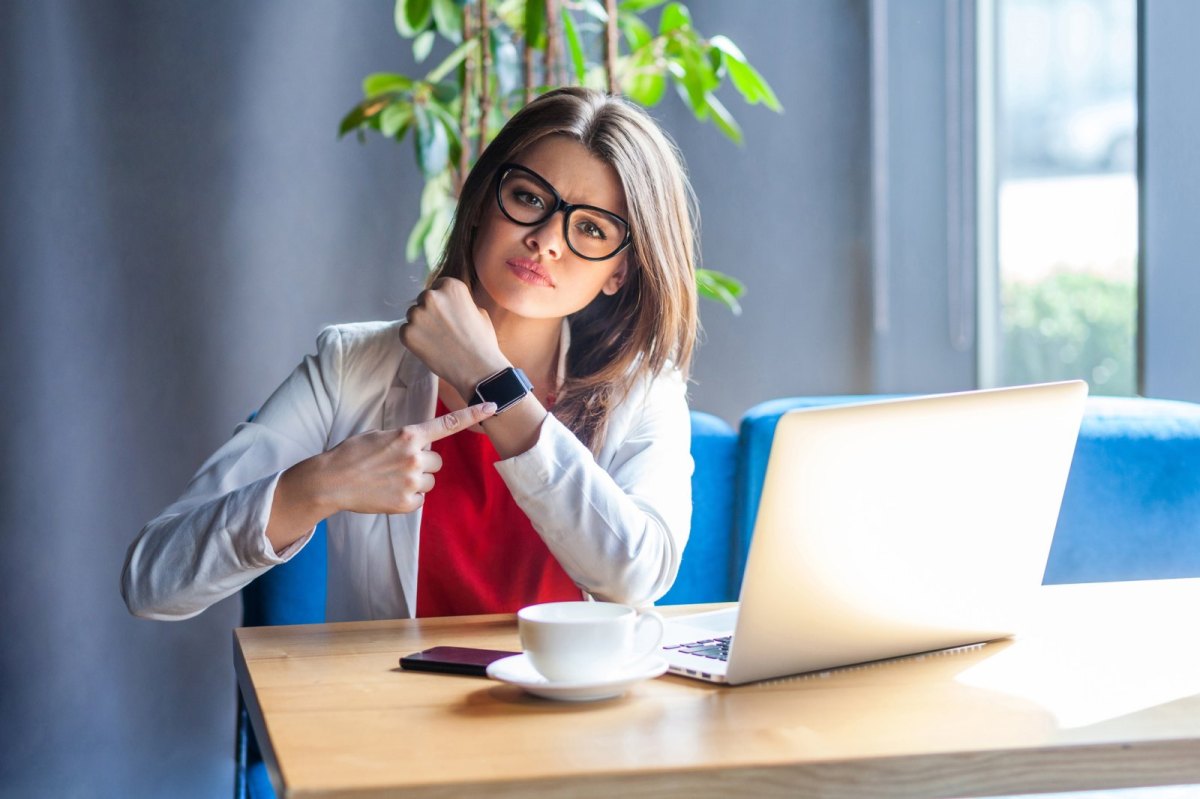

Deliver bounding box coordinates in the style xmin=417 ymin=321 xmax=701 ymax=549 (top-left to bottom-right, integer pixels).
xmin=430 ymin=87 xmax=699 ymax=451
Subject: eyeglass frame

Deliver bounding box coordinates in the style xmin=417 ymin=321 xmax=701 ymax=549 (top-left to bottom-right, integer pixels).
xmin=493 ymin=162 xmax=633 ymax=262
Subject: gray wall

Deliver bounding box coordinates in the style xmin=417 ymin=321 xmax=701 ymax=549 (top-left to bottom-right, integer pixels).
xmin=672 ymin=2 xmax=874 ymax=418
xmin=0 ymin=2 xmax=873 ymax=796
xmin=1142 ymin=0 xmax=1200 ymax=403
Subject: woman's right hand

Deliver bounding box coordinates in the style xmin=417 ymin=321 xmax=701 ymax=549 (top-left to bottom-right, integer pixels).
xmin=266 ymin=402 xmax=497 ymax=552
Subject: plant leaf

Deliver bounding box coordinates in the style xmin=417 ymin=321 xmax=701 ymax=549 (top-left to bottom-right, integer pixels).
xmin=491 ymin=28 xmax=522 ymax=97
xmin=425 ymin=203 xmax=456 ymax=268
xmin=413 ymin=30 xmax=437 ymax=62
xmin=617 ymin=13 xmax=653 ymax=51
xmin=525 ymin=0 xmax=547 ymax=49
xmin=707 ymin=43 xmax=724 ymax=77
xmin=703 ymin=92 xmax=742 ymax=144
xmin=362 ymin=72 xmax=415 ymax=97
xmin=623 ymin=47 xmax=666 ymax=106
xmin=380 ymin=101 xmax=414 ymax=138
xmin=424 ymin=101 xmax=456 ymax=158
xmin=420 ymin=170 xmax=453 ymax=215
xmin=425 ymin=96 xmax=461 ymax=132
xmin=580 ymin=0 xmax=608 ymax=22
xmin=707 ymin=34 xmax=746 ymax=63
xmin=395 ymin=0 xmax=434 ymax=37
xmin=406 ymin=209 xmax=436 ymax=262
xmin=494 ymin=0 xmax=525 ymax=31
xmin=414 ymin=104 xmax=450 ymax=176
xmin=338 ymin=103 xmax=369 ymax=138
xmin=338 ymin=96 xmax=392 ymax=138
xmin=561 ymin=10 xmax=587 ymax=84
xmin=425 ymin=38 xmax=479 ymax=83
xmin=430 ymin=79 xmax=460 ymax=103
xmin=680 ymin=32 xmax=719 ymax=91
xmin=583 ymin=64 xmax=609 ymax=91
xmin=658 ymin=2 xmax=691 ymax=35
xmin=696 ymin=268 xmax=745 ymax=314
xmin=726 ymin=57 xmax=782 ymax=112
xmin=668 ymin=40 xmax=712 ymax=117
xmin=619 ymin=0 xmax=668 ymax=12
xmin=431 ymin=0 xmax=463 ymax=42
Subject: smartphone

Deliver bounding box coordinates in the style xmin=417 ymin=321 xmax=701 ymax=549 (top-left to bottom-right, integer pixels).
xmin=399 ymin=646 xmax=520 ymax=677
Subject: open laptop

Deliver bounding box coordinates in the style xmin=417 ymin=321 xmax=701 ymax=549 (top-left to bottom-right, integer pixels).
xmin=662 ymin=381 xmax=1088 ymax=685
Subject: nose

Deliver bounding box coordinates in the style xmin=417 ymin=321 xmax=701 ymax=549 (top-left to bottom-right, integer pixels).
xmin=524 ymin=214 xmax=565 ymax=259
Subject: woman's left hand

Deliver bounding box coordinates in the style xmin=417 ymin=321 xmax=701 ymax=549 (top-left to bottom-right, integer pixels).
xmin=399 ymin=278 xmax=510 ymax=397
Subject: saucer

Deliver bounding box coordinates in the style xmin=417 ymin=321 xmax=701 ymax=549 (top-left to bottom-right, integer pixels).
xmin=486 ymin=654 xmax=669 ymax=702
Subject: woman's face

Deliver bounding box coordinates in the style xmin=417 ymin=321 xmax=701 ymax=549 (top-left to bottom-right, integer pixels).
xmin=471 ymin=135 xmax=629 ymax=322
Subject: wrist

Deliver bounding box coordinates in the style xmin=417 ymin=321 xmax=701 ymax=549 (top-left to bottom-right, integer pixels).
xmin=281 ymin=453 xmax=340 ymax=519
xmin=456 ymin=356 xmax=513 ymax=402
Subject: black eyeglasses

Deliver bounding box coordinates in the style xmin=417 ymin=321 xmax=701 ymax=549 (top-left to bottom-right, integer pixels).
xmin=494 ymin=163 xmax=632 ymax=261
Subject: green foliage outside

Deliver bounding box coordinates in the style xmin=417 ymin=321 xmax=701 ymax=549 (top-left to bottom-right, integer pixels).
xmin=1002 ymin=271 xmax=1137 ymax=396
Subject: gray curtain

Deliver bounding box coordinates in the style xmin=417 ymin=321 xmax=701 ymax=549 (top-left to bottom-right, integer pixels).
xmin=0 ymin=1 xmax=867 ymax=796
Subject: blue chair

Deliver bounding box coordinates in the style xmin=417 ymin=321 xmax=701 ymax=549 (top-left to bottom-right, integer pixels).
xmin=235 ymin=521 xmax=327 ymax=799
xmin=234 ymin=410 xmax=738 ymax=798
xmin=660 ymin=411 xmax=739 ymax=604
xmin=734 ymin=394 xmax=1200 ymax=594
xmin=1044 ymin=396 xmax=1200 ymax=583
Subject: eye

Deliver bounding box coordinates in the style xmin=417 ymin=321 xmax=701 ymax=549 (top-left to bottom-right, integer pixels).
xmin=575 ymin=219 xmax=607 ymax=240
xmin=514 ymin=190 xmax=545 ymax=210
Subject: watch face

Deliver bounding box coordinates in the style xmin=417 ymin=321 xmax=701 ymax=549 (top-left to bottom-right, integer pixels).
xmin=474 ymin=367 xmax=532 ymax=412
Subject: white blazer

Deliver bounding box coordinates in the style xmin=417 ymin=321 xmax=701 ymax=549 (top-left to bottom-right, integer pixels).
xmin=121 ymin=320 xmax=693 ymax=621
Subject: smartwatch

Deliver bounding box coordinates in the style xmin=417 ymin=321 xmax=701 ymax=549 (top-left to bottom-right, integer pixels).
xmin=469 ymin=366 xmax=533 ymax=414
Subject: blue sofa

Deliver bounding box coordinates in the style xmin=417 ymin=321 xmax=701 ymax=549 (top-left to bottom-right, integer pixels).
xmin=675 ymin=395 xmax=1200 ymax=602
xmin=236 ymin=396 xmax=1200 ymax=798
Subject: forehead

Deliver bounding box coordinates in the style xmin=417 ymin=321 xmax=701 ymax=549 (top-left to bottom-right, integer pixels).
xmin=512 ymin=136 xmax=627 ymax=217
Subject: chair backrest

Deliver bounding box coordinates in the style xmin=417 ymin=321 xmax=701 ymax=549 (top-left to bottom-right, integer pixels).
xmin=241 ymin=522 xmax=327 ymax=627
xmin=659 ymin=411 xmax=739 ymax=604
xmin=1043 ymin=396 xmax=1200 ymax=583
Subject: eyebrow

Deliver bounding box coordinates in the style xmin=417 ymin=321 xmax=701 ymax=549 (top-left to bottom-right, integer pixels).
xmin=510 ymin=163 xmax=626 ymax=217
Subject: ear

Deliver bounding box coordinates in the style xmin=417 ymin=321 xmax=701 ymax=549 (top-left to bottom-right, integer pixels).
xmin=601 ymin=260 xmax=629 ymax=296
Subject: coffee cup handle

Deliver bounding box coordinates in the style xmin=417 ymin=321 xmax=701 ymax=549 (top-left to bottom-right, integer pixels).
xmin=629 ymin=610 xmax=665 ymax=663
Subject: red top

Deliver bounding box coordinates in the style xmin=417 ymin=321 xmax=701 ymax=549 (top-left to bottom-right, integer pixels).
xmin=415 ymin=398 xmax=579 ymax=617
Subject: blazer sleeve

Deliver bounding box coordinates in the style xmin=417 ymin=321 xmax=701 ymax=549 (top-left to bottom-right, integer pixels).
xmin=120 ymin=327 xmax=345 ymax=620
xmin=493 ymin=369 xmax=693 ymax=607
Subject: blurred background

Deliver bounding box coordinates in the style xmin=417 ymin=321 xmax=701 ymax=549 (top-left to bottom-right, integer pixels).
xmin=2 ymin=1 xmax=1198 ymax=796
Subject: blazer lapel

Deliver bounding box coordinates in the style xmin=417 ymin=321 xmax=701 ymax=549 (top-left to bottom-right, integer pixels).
xmin=383 ymin=346 xmax=437 ymax=618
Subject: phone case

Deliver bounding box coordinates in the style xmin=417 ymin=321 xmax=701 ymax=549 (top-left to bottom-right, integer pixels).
xmin=399 ymin=646 xmax=520 ymax=677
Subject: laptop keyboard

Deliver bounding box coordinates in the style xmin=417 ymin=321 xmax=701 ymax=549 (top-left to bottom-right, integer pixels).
xmin=664 ymin=636 xmax=732 ymax=662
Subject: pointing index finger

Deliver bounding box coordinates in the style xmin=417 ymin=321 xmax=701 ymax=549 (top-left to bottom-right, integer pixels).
xmin=415 ymin=402 xmax=499 ymax=443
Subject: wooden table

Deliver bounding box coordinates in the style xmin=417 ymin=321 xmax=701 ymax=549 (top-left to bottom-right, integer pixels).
xmin=235 ymin=579 xmax=1200 ymax=798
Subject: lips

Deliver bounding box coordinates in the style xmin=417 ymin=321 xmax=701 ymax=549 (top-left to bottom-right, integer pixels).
xmin=505 ymin=258 xmax=556 ymax=287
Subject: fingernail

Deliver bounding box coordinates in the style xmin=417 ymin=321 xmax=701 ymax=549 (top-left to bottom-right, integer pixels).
xmin=482 ymin=402 xmax=498 ymax=413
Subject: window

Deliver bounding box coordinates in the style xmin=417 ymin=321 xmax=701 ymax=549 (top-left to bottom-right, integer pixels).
xmin=983 ymin=0 xmax=1138 ymax=395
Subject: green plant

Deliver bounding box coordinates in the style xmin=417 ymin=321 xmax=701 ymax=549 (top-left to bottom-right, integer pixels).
xmin=340 ymin=0 xmax=782 ymax=313
xmin=1002 ymin=271 xmax=1137 ymax=396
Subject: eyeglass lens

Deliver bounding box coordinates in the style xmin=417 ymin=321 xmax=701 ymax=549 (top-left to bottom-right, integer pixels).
xmin=498 ymin=169 xmax=628 ymax=260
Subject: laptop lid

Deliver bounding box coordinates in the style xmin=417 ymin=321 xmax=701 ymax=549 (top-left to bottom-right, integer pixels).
xmin=666 ymin=381 xmax=1087 ymax=685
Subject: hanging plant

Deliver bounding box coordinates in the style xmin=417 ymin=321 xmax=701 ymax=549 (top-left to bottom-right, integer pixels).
xmin=341 ymin=0 xmax=781 ymax=314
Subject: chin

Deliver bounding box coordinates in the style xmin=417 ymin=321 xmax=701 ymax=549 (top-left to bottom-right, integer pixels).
xmin=477 ymin=277 xmax=567 ymax=321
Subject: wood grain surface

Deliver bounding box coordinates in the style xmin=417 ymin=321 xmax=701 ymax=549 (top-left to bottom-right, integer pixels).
xmin=235 ymin=581 xmax=1200 ymax=798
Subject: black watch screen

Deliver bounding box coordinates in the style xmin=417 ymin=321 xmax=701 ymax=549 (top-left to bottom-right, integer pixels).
xmin=469 ymin=367 xmax=533 ymax=413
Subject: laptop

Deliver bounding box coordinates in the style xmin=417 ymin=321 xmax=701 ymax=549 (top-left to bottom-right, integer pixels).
xmin=661 ymin=381 xmax=1088 ymax=685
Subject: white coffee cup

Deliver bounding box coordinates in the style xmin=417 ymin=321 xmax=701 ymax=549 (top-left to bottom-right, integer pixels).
xmin=517 ymin=601 xmax=665 ymax=683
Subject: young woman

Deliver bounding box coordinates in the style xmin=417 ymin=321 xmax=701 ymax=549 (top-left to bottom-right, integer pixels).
xmin=122 ymin=87 xmax=699 ymax=622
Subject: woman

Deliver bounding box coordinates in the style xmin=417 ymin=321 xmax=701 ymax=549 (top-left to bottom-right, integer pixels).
xmin=122 ymin=87 xmax=699 ymax=622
